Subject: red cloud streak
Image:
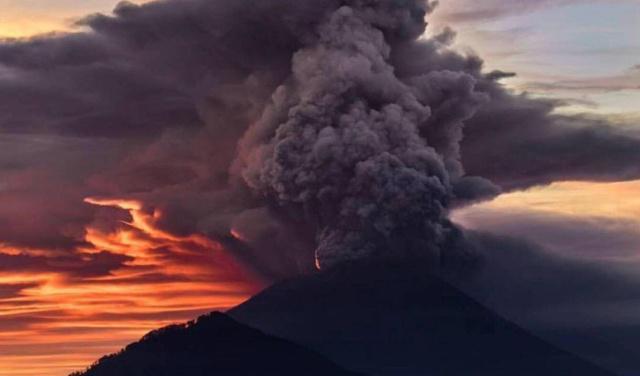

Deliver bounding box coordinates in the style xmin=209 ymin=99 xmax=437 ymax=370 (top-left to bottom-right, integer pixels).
xmin=0 ymin=198 xmax=262 ymax=376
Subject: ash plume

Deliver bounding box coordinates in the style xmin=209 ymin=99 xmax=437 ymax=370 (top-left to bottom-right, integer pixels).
xmin=233 ymin=1 xmax=483 ymax=269
xmin=1 ymin=0 xmax=640 ymax=278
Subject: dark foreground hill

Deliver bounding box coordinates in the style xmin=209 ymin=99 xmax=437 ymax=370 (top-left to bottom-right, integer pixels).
xmin=230 ymin=259 xmax=616 ymax=376
xmin=71 ymin=312 xmax=358 ymax=376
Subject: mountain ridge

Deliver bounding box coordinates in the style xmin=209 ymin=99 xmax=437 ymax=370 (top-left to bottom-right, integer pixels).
xmin=71 ymin=311 xmax=359 ymax=376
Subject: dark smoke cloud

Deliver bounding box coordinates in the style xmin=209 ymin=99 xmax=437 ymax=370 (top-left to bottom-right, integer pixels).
xmin=462 ymin=97 xmax=640 ymax=190
xmin=0 ymin=134 xmax=123 ymax=251
xmin=390 ymin=28 xmax=640 ymax=191
xmin=455 ymin=208 xmax=640 ymax=260
xmin=448 ymin=231 xmax=640 ymax=375
xmin=1 ymin=0 xmax=639 ymax=274
xmin=233 ymin=1 xmax=479 ymax=268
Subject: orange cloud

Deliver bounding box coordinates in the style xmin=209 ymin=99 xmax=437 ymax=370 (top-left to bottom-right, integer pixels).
xmin=456 ymin=180 xmax=640 ymax=221
xmin=0 ymin=197 xmax=262 ymax=376
xmin=0 ymin=1 xmax=154 ymax=38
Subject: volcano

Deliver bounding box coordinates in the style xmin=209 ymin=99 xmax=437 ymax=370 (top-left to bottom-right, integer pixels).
xmin=229 ymin=259 xmax=616 ymax=376
xmin=72 ymin=259 xmax=616 ymax=376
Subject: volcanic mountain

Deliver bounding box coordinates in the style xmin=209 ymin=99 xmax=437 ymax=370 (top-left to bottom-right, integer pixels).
xmin=73 ymin=259 xmax=616 ymax=376
xmin=71 ymin=312 xmax=359 ymax=376
xmin=229 ymin=259 xmax=616 ymax=376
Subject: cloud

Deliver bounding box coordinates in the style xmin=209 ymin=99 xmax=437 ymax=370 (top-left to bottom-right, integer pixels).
xmin=0 ymin=0 xmax=636 ymax=279
xmin=0 ymin=195 xmax=261 ymax=375
xmin=0 ymin=134 xmax=121 ymax=251
xmin=233 ymin=2 xmax=484 ymax=269
xmin=450 ymin=183 xmax=640 ymax=373
xmin=454 ymin=207 xmax=640 ymax=260
xmin=0 ymin=0 xmax=639 ymax=371
xmin=433 ymin=0 xmax=629 ymax=24
xmin=461 ymin=93 xmax=640 ymax=190
xmin=451 ymin=230 xmax=640 ymax=373
xmin=526 ymin=64 xmax=640 ymax=93
xmin=0 ymin=251 xmax=131 ymax=277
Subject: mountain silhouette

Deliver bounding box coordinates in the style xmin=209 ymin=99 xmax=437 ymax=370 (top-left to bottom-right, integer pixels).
xmin=230 ymin=258 xmax=616 ymax=376
xmin=71 ymin=312 xmax=359 ymax=376
xmin=73 ymin=258 xmax=617 ymax=376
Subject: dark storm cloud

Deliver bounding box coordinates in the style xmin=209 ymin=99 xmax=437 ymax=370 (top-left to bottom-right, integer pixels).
xmin=0 ymin=0 xmax=640 ymax=274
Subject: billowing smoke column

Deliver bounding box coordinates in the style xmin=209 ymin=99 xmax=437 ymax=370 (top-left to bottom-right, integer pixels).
xmin=234 ymin=1 xmax=484 ymax=269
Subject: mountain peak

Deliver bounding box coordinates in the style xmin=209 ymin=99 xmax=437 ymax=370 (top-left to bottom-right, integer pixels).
xmin=230 ymin=258 xmax=616 ymax=376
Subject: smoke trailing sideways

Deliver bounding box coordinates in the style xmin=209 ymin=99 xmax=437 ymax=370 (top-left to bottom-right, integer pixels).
xmin=1 ymin=0 xmax=640 ymax=278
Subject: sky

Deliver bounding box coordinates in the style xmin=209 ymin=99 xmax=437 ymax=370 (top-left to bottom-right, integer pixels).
xmin=427 ymin=0 xmax=640 ymax=256
xmin=0 ymin=198 xmax=260 ymax=375
xmin=0 ymin=1 xmax=639 ymax=375
xmin=429 ymin=0 xmax=640 ymax=115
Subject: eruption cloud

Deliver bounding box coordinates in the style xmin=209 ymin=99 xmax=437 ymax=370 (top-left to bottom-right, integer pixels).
xmin=1 ymin=0 xmax=640 ymax=286
xmin=234 ymin=1 xmax=482 ymax=268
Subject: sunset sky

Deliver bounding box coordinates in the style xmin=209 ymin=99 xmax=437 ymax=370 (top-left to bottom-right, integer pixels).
xmin=0 ymin=1 xmax=639 ymax=375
